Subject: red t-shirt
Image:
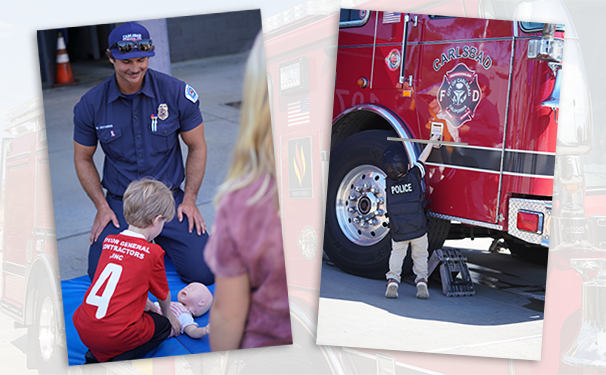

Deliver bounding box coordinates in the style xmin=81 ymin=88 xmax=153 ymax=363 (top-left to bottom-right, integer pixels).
xmin=73 ymin=231 xmax=169 ymax=362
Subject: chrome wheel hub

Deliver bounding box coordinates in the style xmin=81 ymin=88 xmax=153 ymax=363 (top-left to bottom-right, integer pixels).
xmin=336 ymin=165 xmax=389 ymax=246
xmin=39 ymin=296 xmax=56 ymax=362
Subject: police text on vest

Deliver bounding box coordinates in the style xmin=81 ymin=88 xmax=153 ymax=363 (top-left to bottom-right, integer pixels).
xmin=391 ymin=183 xmax=413 ymax=194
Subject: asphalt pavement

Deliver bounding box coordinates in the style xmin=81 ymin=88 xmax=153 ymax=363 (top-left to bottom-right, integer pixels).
xmin=316 ymin=237 xmax=547 ymax=361
xmin=42 ymin=53 xmax=247 ymax=280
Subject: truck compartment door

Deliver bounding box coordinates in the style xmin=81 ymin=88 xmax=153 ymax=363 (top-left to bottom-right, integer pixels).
xmin=415 ymin=16 xmax=513 ymax=225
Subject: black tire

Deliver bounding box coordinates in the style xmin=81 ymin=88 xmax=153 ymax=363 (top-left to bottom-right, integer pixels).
xmin=27 ymin=280 xmax=62 ymax=374
xmin=324 ymin=130 xmax=401 ymax=279
xmin=427 ymin=217 xmax=450 ymax=251
xmin=506 ymin=238 xmax=549 ymax=265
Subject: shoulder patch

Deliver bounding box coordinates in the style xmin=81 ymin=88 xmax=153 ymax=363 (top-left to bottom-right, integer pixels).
xmin=185 ymin=84 xmax=199 ymax=103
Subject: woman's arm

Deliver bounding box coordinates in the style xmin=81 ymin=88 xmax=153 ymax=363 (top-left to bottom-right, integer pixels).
xmin=209 ymin=273 xmax=251 ymax=351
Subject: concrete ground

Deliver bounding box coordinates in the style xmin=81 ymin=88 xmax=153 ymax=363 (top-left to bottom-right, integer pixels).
xmin=317 ymin=238 xmax=547 ymax=361
xmin=43 ymin=53 xmax=247 ymax=280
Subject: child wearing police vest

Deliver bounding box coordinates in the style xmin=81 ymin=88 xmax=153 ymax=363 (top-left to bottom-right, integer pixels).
xmin=73 ymin=178 xmax=181 ymax=363
xmin=382 ymin=134 xmax=439 ymax=299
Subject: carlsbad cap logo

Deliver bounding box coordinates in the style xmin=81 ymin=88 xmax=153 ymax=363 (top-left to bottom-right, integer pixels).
xmin=437 ymin=63 xmax=482 ymax=128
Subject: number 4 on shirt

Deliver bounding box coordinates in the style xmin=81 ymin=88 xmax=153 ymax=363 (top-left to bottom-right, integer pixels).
xmin=86 ymin=263 xmax=123 ymax=319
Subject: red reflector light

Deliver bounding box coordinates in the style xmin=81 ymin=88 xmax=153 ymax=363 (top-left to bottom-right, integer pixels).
xmin=517 ymin=211 xmax=541 ymax=233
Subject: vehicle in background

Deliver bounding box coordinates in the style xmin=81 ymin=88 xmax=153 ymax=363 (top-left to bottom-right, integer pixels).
xmin=0 ymin=97 xmax=64 ymax=372
xmin=325 ymin=11 xmax=570 ymax=278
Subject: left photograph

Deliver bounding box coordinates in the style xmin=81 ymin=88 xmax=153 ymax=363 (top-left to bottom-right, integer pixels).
xmin=37 ymin=11 xmax=292 ymax=366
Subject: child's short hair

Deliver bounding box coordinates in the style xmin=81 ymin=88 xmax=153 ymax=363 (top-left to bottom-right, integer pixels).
xmin=123 ymin=178 xmax=175 ymax=228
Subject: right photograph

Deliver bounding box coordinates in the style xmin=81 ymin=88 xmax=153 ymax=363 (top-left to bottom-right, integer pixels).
xmin=317 ymin=10 xmax=563 ymax=360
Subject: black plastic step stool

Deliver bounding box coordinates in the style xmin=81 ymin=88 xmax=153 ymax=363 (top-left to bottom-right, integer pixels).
xmin=427 ymin=248 xmax=475 ymax=297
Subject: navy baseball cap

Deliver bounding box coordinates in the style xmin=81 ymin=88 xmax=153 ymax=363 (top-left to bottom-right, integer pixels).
xmin=108 ymin=22 xmax=156 ymax=60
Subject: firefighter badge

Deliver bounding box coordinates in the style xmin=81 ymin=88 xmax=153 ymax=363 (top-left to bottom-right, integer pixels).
xmin=157 ymin=104 xmax=168 ymax=121
xmin=437 ymin=63 xmax=482 ymax=128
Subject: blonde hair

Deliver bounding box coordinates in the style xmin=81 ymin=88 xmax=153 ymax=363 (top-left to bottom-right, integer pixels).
xmin=214 ymin=31 xmax=278 ymax=209
xmin=123 ymin=178 xmax=175 ymax=228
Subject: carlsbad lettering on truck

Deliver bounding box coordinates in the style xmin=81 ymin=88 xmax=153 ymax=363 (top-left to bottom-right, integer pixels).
xmin=325 ymin=11 xmax=562 ymax=278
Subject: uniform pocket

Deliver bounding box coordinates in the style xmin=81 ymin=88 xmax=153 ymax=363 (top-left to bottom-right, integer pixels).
xmin=96 ymin=127 xmax=124 ymax=161
xmin=148 ymin=120 xmax=180 ymax=155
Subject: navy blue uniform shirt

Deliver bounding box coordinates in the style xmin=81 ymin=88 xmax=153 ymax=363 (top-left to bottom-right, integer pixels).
xmin=74 ymin=68 xmax=203 ymax=197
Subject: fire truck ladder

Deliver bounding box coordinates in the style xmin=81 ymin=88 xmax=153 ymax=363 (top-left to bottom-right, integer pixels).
xmin=427 ymin=249 xmax=475 ymax=297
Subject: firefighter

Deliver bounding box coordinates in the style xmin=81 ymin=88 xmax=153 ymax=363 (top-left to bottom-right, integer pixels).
xmin=382 ymin=134 xmax=439 ymax=299
xmin=73 ymin=22 xmax=214 ymax=285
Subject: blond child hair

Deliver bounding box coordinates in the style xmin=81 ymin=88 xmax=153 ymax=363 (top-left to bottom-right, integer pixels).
xmin=214 ymin=32 xmax=277 ymax=209
xmin=123 ymin=178 xmax=175 ymax=228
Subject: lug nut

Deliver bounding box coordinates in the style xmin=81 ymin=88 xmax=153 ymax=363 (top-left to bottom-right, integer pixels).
xmin=353 ymin=217 xmax=361 ymax=224
xmin=363 ymin=183 xmax=370 ymax=191
xmin=355 ymin=186 xmax=363 ymax=192
xmin=348 ymin=208 xmax=356 ymax=213
xmin=360 ymin=221 xmax=369 ymax=228
xmin=377 ymin=198 xmax=385 ymax=205
xmin=374 ymin=209 xmax=385 ymax=216
xmin=349 ymin=195 xmax=357 ymax=201
xmin=370 ymin=187 xmax=379 ymax=194
xmin=370 ymin=218 xmax=379 ymax=226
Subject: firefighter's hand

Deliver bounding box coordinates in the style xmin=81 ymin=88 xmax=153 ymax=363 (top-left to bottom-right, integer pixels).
xmin=90 ymin=206 xmax=120 ymax=244
xmin=177 ymin=196 xmax=207 ymax=235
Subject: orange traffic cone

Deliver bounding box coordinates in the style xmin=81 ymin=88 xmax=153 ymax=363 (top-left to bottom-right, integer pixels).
xmin=52 ymin=32 xmax=78 ymax=87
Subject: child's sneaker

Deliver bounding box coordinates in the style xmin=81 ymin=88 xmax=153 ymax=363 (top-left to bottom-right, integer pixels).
xmin=385 ymin=279 xmax=399 ymax=298
xmin=416 ymin=280 xmax=429 ymax=299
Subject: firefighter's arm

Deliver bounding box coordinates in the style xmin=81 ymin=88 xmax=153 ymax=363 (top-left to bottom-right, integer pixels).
xmin=209 ymin=273 xmax=250 ymax=351
xmin=73 ymin=141 xmax=120 ymax=244
xmin=178 ymin=123 xmax=207 ymax=235
xmin=417 ymin=134 xmax=441 ymax=164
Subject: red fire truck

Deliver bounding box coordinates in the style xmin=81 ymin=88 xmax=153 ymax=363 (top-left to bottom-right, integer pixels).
xmin=324 ymin=11 xmax=565 ymax=278
xmin=0 ymin=97 xmax=64 ymax=371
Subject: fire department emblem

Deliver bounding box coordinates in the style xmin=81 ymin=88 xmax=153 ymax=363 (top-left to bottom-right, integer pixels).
xmin=385 ymin=48 xmax=401 ymax=71
xmin=437 ymin=63 xmax=482 ymax=128
xmin=157 ymin=104 xmax=168 ymax=121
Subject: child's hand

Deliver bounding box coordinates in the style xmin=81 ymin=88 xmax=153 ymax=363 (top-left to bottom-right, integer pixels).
xmin=430 ymin=133 xmax=440 ymax=142
xmin=145 ymin=299 xmax=160 ymax=314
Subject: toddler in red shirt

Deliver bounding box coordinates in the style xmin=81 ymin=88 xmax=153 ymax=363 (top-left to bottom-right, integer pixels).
xmin=73 ymin=178 xmax=181 ymax=363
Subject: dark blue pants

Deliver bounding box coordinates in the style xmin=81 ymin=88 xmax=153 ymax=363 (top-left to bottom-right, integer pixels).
xmin=87 ymin=189 xmax=215 ymax=285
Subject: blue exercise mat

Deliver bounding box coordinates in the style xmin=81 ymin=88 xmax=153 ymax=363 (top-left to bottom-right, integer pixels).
xmin=61 ymin=256 xmax=213 ymax=365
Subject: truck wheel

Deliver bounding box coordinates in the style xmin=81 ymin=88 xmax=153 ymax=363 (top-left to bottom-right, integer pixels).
xmin=506 ymin=238 xmax=549 ymax=265
xmin=427 ymin=217 xmax=450 ymax=251
xmin=28 ymin=281 xmax=61 ymax=374
xmin=324 ymin=130 xmax=403 ymax=279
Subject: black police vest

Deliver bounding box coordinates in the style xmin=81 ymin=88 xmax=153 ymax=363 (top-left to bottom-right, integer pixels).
xmin=385 ymin=167 xmax=428 ymax=241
